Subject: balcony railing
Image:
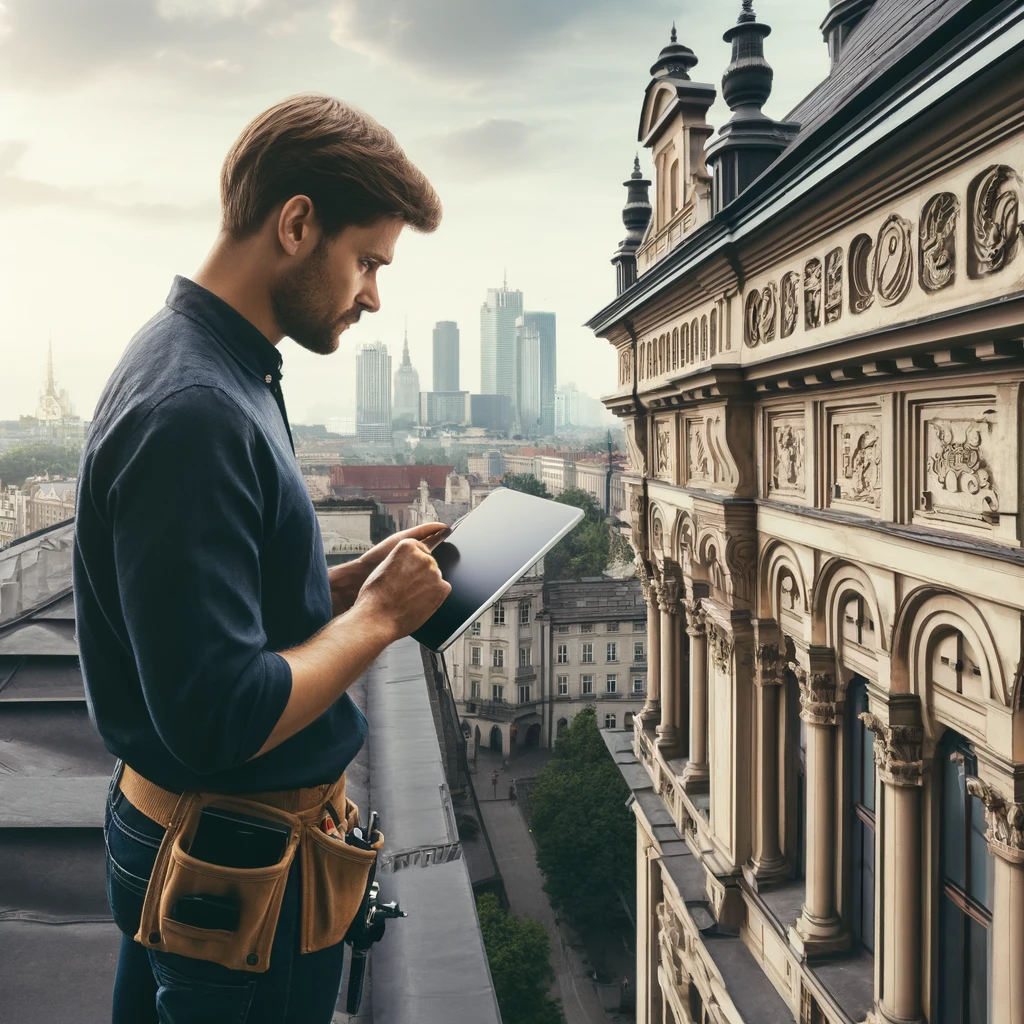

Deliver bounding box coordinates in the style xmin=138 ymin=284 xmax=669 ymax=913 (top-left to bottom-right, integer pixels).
xmin=464 ymin=698 xmax=516 ymax=721
xmin=516 ymin=664 xmax=536 ymax=680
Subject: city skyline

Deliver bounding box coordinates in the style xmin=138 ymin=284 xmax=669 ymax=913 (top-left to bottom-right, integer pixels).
xmin=0 ymin=1 xmax=829 ymax=425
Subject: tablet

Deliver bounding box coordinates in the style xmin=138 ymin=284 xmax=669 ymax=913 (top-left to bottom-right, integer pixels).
xmin=411 ymin=487 xmax=585 ymax=653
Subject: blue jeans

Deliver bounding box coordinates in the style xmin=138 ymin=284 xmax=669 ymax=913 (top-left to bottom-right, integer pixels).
xmin=103 ymin=767 xmax=346 ymax=1024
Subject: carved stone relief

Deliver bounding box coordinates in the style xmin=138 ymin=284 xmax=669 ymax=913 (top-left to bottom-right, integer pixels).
xmin=705 ymin=620 xmax=734 ymax=674
xmin=832 ymin=412 xmax=882 ymax=507
xmin=688 ymin=420 xmax=711 ymax=482
xmin=848 ymin=233 xmax=875 ymax=314
xmin=744 ymin=282 xmax=777 ymax=347
xmin=803 ymin=258 xmax=822 ymax=330
xmin=769 ymin=419 xmax=805 ymax=495
xmin=967 ymin=164 xmax=1022 ymax=278
xmin=874 ymin=213 xmax=914 ymax=306
xmin=860 ymin=715 xmax=925 ymax=787
xmin=965 ymin=777 xmax=1024 ymax=864
xmin=618 ymin=347 xmax=633 ymax=387
xmin=625 ymin=417 xmax=648 ymax=477
xmin=797 ymin=670 xmax=837 ymax=726
xmin=780 ymin=271 xmax=799 ymax=338
xmin=651 ymin=515 xmax=665 ymax=559
xmin=925 ymin=416 xmax=999 ymax=519
xmin=919 ymin=192 xmax=959 ymax=292
xmin=825 ymin=246 xmax=843 ymax=324
xmin=628 ymin=488 xmax=647 ymax=558
xmin=656 ymin=421 xmax=673 ymax=481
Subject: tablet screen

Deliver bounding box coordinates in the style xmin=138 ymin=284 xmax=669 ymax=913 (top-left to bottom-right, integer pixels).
xmin=411 ymin=487 xmax=584 ymax=652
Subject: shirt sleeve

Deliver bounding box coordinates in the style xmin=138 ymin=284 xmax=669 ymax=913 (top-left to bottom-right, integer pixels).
xmin=107 ymin=384 xmax=292 ymax=775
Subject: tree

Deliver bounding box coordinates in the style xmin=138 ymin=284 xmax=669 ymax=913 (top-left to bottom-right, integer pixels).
xmin=529 ymin=707 xmax=635 ymax=935
xmin=0 ymin=442 xmax=82 ymax=488
xmin=503 ymin=473 xmax=551 ymax=498
xmin=545 ymin=488 xmax=610 ymax=580
xmin=476 ymin=894 xmax=567 ymax=1024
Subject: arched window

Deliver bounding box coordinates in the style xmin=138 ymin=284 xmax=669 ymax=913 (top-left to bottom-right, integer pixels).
xmin=938 ymin=731 xmax=993 ymax=1023
xmin=681 ymin=322 xmax=689 ymax=364
xmin=701 ymin=316 xmax=708 ymax=360
xmin=670 ymin=159 xmax=679 ymax=214
xmin=848 ymin=675 xmax=875 ymax=953
xmin=691 ymin=319 xmax=699 ymax=359
xmin=710 ymin=309 xmax=718 ymax=355
xmin=672 ymin=327 xmax=679 ymax=369
xmin=556 ymin=717 xmax=569 ymax=737
xmin=784 ymin=666 xmax=807 ymax=880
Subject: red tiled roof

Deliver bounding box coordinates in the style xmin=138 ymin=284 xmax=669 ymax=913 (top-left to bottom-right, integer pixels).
xmin=329 ymin=465 xmax=454 ymax=490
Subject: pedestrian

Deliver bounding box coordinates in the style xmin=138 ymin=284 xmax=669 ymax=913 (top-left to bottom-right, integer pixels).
xmin=508 ymin=781 xmax=517 ymax=805
xmin=74 ymin=95 xmax=451 ymax=1024
xmin=490 ymin=769 xmax=499 ymax=799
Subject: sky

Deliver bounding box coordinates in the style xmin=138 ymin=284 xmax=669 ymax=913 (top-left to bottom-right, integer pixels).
xmin=0 ymin=0 xmax=830 ymax=426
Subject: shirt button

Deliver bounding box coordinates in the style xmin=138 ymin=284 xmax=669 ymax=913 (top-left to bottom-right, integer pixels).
xmin=265 ymin=375 xmax=272 ymax=383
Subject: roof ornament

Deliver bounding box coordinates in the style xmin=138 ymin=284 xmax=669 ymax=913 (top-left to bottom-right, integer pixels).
xmin=670 ymin=22 xmax=677 ymax=43
xmin=739 ymin=0 xmax=756 ymax=23
xmin=632 ymin=153 xmax=642 ymax=177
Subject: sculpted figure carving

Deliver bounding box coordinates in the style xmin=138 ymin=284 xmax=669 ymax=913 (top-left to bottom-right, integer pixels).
xmin=758 ymin=282 xmax=778 ymax=344
xmin=965 ymin=777 xmax=1024 ymax=863
xmin=919 ymin=192 xmax=960 ymax=292
xmin=825 ymin=247 xmax=843 ymax=323
xmin=848 ymin=233 xmax=875 ymax=314
xmin=772 ymin=425 xmax=804 ymax=491
xmin=859 ymin=714 xmax=924 ymax=787
xmin=744 ymin=289 xmax=761 ymax=347
xmin=874 ymin=213 xmax=914 ymax=306
xmin=930 ymin=420 xmax=999 ymax=515
xmin=837 ymin=425 xmax=881 ymax=504
xmin=656 ymin=424 xmax=672 ymax=478
xmin=780 ymin=271 xmax=799 ymax=337
xmin=689 ymin=423 xmax=710 ymax=480
xmin=804 ymin=259 xmax=822 ymax=329
xmin=968 ymin=163 xmax=1022 ymax=278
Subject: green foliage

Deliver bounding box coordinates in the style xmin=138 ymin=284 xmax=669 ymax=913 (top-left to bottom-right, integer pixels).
xmin=476 ymin=894 xmax=566 ymax=1024
xmin=503 ymin=473 xmax=551 ymax=498
xmin=545 ymin=488 xmax=609 ymax=580
xmin=529 ymin=707 xmax=635 ymax=934
xmin=0 ymin=442 xmax=82 ymax=487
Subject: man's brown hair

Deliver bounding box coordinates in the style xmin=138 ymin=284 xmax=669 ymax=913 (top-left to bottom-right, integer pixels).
xmin=220 ymin=94 xmax=442 ymax=239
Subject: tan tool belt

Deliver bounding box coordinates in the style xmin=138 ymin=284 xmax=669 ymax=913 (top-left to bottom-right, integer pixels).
xmin=118 ymin=763 xmax=383 ymax=973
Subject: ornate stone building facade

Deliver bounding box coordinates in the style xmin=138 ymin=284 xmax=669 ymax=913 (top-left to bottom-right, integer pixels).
xmin=590 ymin=3 xmax=1024 ymax=1023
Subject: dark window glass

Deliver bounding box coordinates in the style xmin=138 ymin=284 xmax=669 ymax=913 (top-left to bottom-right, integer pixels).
xmin=848 ymin=675 xmax=875 ymax=953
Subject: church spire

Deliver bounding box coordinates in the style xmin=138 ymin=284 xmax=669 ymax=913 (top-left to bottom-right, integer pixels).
xmin=46 ymin=337 xmax=55 ymax=394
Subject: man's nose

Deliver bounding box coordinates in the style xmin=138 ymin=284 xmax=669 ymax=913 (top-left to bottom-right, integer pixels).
xmin=357 ymin=279 xmax=381 ymax=314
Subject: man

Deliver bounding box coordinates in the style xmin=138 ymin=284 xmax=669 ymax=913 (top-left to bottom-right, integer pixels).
xmin=73 ymin=94 xmax=451 ymax=1023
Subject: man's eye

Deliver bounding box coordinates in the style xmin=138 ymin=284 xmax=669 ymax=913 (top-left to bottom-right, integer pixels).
xmin=361 ymin=259 xmax=376 ymax=271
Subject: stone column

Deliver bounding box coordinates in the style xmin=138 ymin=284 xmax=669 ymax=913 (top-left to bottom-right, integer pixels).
xmin=682 ymin=599 xmax=709 ymax=790
xmin=655 ymin=572 xmax=681 ymax=756
xmin=790 ymin=668 xmax=846 ymax=957
xmin=639 ymin=563 xmax=661 ymax=728
xmin=965 ymin=777 xmax=1024 ymax=1024
xmin=861 ymin=715 xmax=925 ymax=1024
xmin=745 ymin=630 xmax=787 ymax=888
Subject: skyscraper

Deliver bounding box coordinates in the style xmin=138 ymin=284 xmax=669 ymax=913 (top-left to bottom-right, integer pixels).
xmin=514 ymin=316 xmax=541 ymax=437
xmin=392 ymin=329 xmax=420 ymax=423
xmin=479 ymin=277 xmax=522 ymax=401
xmin=432 ymin=321 xmax=460 ymax=392
xmin=524 ymin=311 xmax=556 ymax=435
xmin=356 ymin=341 xmax=392 ymax=444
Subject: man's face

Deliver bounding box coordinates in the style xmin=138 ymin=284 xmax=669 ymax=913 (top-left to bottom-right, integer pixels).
xmin=269 ymin=215 xmax=404 ymax=355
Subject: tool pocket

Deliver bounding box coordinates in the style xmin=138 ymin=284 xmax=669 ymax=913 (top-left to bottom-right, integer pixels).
xmin=137 ymin=797 xmax=299 ymax=973
xmin=300 ymin=815 xmax=383 ymax=954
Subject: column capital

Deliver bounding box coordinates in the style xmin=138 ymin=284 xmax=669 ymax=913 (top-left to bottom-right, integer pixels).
xmin=654 ymin=558 xmax=683 ymax=614
xmin=797 ymin=669 xmax=838 ymax=726
xmin=754 ymin=641 xmax=789 ymax=688
xmin=860 ymin=714 xmax=925 ymax=787
xmin=705 ymin=619 xmax=734 ymax=674
xmin=636 ymin=556 xmax=656 ymax=604
xmin=965 ymin=777 xmax=1024 ymax=864
xmin=684 ymin=598 xmax=706 ymax=637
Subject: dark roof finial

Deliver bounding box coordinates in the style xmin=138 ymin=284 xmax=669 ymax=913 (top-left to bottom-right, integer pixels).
xmin=671 ymin=22 xmax=677 ymax=43
xmin=739 ymin=0 xmax=756 ymax=23
xmin=631 ymin=153 xmax=642 ymax=177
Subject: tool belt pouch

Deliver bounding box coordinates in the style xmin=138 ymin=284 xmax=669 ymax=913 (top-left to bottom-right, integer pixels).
xmin=136 ymin=793 xmax=300 ymax=973
xmin=300 ymin=795 xmax=384 ymax=954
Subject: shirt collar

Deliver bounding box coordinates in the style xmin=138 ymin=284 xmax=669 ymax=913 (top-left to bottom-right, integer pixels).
xmin=166 ymin=275 xmax=284 ymax=384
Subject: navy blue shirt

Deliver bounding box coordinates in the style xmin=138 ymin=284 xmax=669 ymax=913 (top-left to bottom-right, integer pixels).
xmin=73 ymin=276 xmax=367 ymax=794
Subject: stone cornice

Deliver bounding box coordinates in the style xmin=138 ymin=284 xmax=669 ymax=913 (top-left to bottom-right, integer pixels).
xmin=965 ymin=776 xmax=1024 ymax=864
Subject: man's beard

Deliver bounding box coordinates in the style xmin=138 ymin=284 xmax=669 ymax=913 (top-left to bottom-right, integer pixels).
xmin=270 ymin=238 xmax=362 ymax=355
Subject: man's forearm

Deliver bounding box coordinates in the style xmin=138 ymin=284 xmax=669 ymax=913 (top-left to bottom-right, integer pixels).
xmin=252 ymin=601 xmax=395 ymax=759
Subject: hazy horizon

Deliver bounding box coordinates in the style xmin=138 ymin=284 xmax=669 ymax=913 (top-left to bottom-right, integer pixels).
xmin=0 ymin=0 xmax=830 ymax=425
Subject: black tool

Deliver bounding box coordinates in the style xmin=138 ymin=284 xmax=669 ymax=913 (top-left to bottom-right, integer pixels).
xmin=343 ymin=813 xmax=407 ymax=1014
xmin=188 ymin=806 xmax=291 ymax=869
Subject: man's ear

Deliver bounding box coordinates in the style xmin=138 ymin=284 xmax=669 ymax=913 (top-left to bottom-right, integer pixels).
xmin=276 ymin=195 xmax=317 ymax=256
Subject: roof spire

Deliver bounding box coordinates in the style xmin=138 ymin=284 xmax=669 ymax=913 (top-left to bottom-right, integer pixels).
xmin=46 ymin=336 xmax=55 ymax=393
xmin=632 ymin=152 xmax=642 ymax=177
xmin=670 ymin=21 xmax=677 ymax=43
xmin=739 ymin=0 xmax=756 ymax=22
xmin=503 ymin=267 xmax=507 ymax=290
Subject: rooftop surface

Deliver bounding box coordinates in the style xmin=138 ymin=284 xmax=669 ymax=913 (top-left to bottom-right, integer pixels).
xmin=0 ymin=523 xmax=499 ymax=1023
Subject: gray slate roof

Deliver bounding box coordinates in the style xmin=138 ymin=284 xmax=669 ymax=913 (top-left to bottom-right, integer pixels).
xmin=544 ymin=576 xmax=645 ymax=622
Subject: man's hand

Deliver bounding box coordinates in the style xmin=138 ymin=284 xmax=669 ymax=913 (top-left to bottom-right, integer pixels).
xmin=355 ymin=537 xmax=452 ymax=640
xmin=327 ymin=522 xmax=450 ymax=616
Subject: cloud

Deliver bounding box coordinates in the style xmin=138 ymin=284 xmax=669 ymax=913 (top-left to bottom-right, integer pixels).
xmin=328 ymin=0 xmax=630 ymax=86
xmin=417 ymin=118 xmax=563 ymax=179
xmin=0 ymin=140 xmax=218 ymax=222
